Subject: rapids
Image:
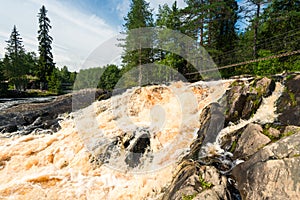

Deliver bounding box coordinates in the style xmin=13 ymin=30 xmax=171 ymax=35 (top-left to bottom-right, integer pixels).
xmin=0 ymin=81 xmax=232 ymax=199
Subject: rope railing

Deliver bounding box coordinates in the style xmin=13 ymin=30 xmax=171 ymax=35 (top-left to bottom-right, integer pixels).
xmin=186 ymin=49 xmax=300 ymax=75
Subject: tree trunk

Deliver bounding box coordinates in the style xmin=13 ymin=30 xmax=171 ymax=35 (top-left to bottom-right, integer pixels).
xmin=253 ymin=3 xmax=261 ymax=59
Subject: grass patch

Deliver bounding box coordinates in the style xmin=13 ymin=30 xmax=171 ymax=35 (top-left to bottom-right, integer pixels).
xmin=283 ymin=130 xmax=295 ymax=137
xmin=199 ymin=176 xmax=213 ymax=190
xmin=287 ymin=91 xmax=297 ymax=107
xmin=262 ymin=128 xmax=277 ymax=142
xmin=182 ymin=194 xmax=197 ymax=200
xmin=230 ymin=140 xmax=237 ymax=153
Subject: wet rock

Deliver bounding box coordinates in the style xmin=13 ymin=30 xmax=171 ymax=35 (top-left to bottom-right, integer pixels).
xmin=255 ymin=77 xmax=276 ymax=97
xmin=194 ymin=166 xmax=229 ymax=200
xmin=125 ymin=130 xmax=151 ymax=168
xmin=234 ymin=123 xmax=271 ymax=160
xmin=223 ymin=77 xmax=275 ymax=124
xmin=187 ymin=103 xmax=225 ymax=160
xmin=0 ymin=95 xmax=72 ymax=134
xmin=277 ymin=75 xmax=300 ymax=126
xmin=162 ymin=161 xmax=202 ymax=200
xmin=267 ymin=127 xmax=281 ymax=138
xmin=0 ymin=124 xmax=18 ymax=133
xmin=283 ymin=125 xmax=300 ymax=136
xmin=162 ymin=161 xmax=234 ymax=200
xmin=232 ymin=132 xmax=300 ymax=200
xmin=223 ymin=80 xmax=249 ymax=124
xmin=97 ymin=138 xmax=121 ymax=164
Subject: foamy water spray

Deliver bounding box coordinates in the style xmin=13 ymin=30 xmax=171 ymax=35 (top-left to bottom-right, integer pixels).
xmin=72 ymin=27 xmax=225 ymax=173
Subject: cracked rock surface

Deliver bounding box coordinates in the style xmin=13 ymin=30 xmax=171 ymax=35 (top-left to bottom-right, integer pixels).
xmin=232 ymin=132 xmax=300 ymax=200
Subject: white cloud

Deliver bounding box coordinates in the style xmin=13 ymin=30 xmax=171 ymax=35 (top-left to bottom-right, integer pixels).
xmin=146 ymin=0 xmax=187 ymax=15
xmin=117 ymin=0 xmax=130 ymax=20
xmin=0 ymin=0 xmax=118 ymax=71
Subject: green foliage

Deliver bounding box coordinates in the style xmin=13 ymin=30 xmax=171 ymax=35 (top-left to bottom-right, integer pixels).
xmin=0 ymin=60 xmax=8 ymax=93
xmin=121 ymin=0 xmax=154 ymax=86
xmin=253 ymin=50 xmax=282 ymax=75
xmin=3 ymin=26 xmax=29 ymax=91
xmin=182 ymin=193 xmax=197 ymax=200
xmin=199 ymin=176 xmax=213 ymax=189
xmin=230 ymin=140 xmax=237 ymax=153
xmin=73 ymin=67 xmax=105 ymax=90
xmin=287 ymin=90 xmax=297 ymax=107
xmin=48 ymin=68 xmax=62 ymax=94
xmin=98 ymin=65 xmax=121 ymax=91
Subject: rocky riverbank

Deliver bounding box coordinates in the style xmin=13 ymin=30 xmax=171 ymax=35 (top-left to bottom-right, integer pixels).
xmin=162 ymin=74 xmax=300 ymax=200
xmin=0 ymin=89 xmax=111 ymax=136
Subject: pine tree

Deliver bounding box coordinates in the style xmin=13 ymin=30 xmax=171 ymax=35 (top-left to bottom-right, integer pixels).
xmin=3 ymin=25 xmax=28 ymax=91
xmin=156 ymin=2 xmax=186 ymax=80
xmin=37 ymin=5 xmax=54 ymax=90
xmin=121 ymin=0 xmax=154 ymax=86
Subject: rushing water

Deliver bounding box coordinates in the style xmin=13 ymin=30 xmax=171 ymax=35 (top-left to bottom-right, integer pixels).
xmin=0 ymin=80 xmax=282 ymax=199
xmin=0 ymin=97 xmax=55 ymax=112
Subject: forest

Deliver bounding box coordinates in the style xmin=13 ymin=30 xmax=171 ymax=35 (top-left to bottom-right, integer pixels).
xmin=1 ymin=0 xmax=300 ymax=95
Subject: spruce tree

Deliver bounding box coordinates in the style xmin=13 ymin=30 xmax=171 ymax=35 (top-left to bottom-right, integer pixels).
xmin=121 ymin=0 xmax=154 ymax=86
xmin=37 ymin=5 xmax=54 ymax=90
xmin=3 ymin=25 xmax=28 ymax=91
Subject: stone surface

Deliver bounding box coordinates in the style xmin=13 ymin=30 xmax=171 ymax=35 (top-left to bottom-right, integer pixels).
xmin=186 ymin=103 xmax=225 ymax=160
xmin=232 ymin=132 xmax=300 ymax=200
xmin=283 ymin=125 xmax=300 ymax=136
xmin=268 ymin=127 xmax=281 ymax=138
xmin=0 ymin=89 xmax=109 ymax=134
xmin=277 ymin=75 xmax=300 ymax=126
xmin=125 ymin=131 xmax=151 ymax=168
xmin=255 ymin=76 xmax=276 ymax=97
xmin=234 ymin=123 xmax=271 ymax=160
xmin=223 ymin=77 xmax=275 ymax=124
xmin=223 ymin=80 xmax=249 ymax=124
xmin=162 ymin=161 xmax=230 ymax=200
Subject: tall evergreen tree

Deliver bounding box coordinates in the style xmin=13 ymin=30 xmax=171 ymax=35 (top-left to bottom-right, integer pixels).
xmin=156 ymin=2 xmax=187 ymax=80
xmin=3 ymin=25 xmax=28 ymax=91
xmin=37 ymin=5 xmax=54 ymax=89
xmin=121 ymin=0 xmax=154 ymax=86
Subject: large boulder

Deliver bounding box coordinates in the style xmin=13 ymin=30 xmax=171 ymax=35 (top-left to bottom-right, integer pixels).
xmin=162 ymin=161 xmax=231 ymax=200
xmin=186 ymin=103 xmax=225 ymax=160
xmin=233 ymin=123 xmax=271 ymax=160
xmin=162 ymin=103 xmax=240 ymax=200
xmin=223 ymin=77 xmax=275 ymax=124
xmin=277 ymin=74 xmax=300 ymax=126
xmin=125 ymin=130 xmax=151 ymax=168
xmin=232 ymin=132 xmax=300 ymax=200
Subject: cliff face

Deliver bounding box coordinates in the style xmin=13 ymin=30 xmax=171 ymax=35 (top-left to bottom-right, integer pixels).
xmin=0 ymin=75 xmax=299 ymax=199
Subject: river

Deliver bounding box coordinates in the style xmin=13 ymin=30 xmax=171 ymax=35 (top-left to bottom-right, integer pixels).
xmin=0 ymin=97 xmax=55 ymax=112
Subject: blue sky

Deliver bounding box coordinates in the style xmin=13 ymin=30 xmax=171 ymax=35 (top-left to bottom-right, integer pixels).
xmin=0 ymin=0 xmax=246 ymax=71
xmin=0 ymin=0 xmax=188 ymax=71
